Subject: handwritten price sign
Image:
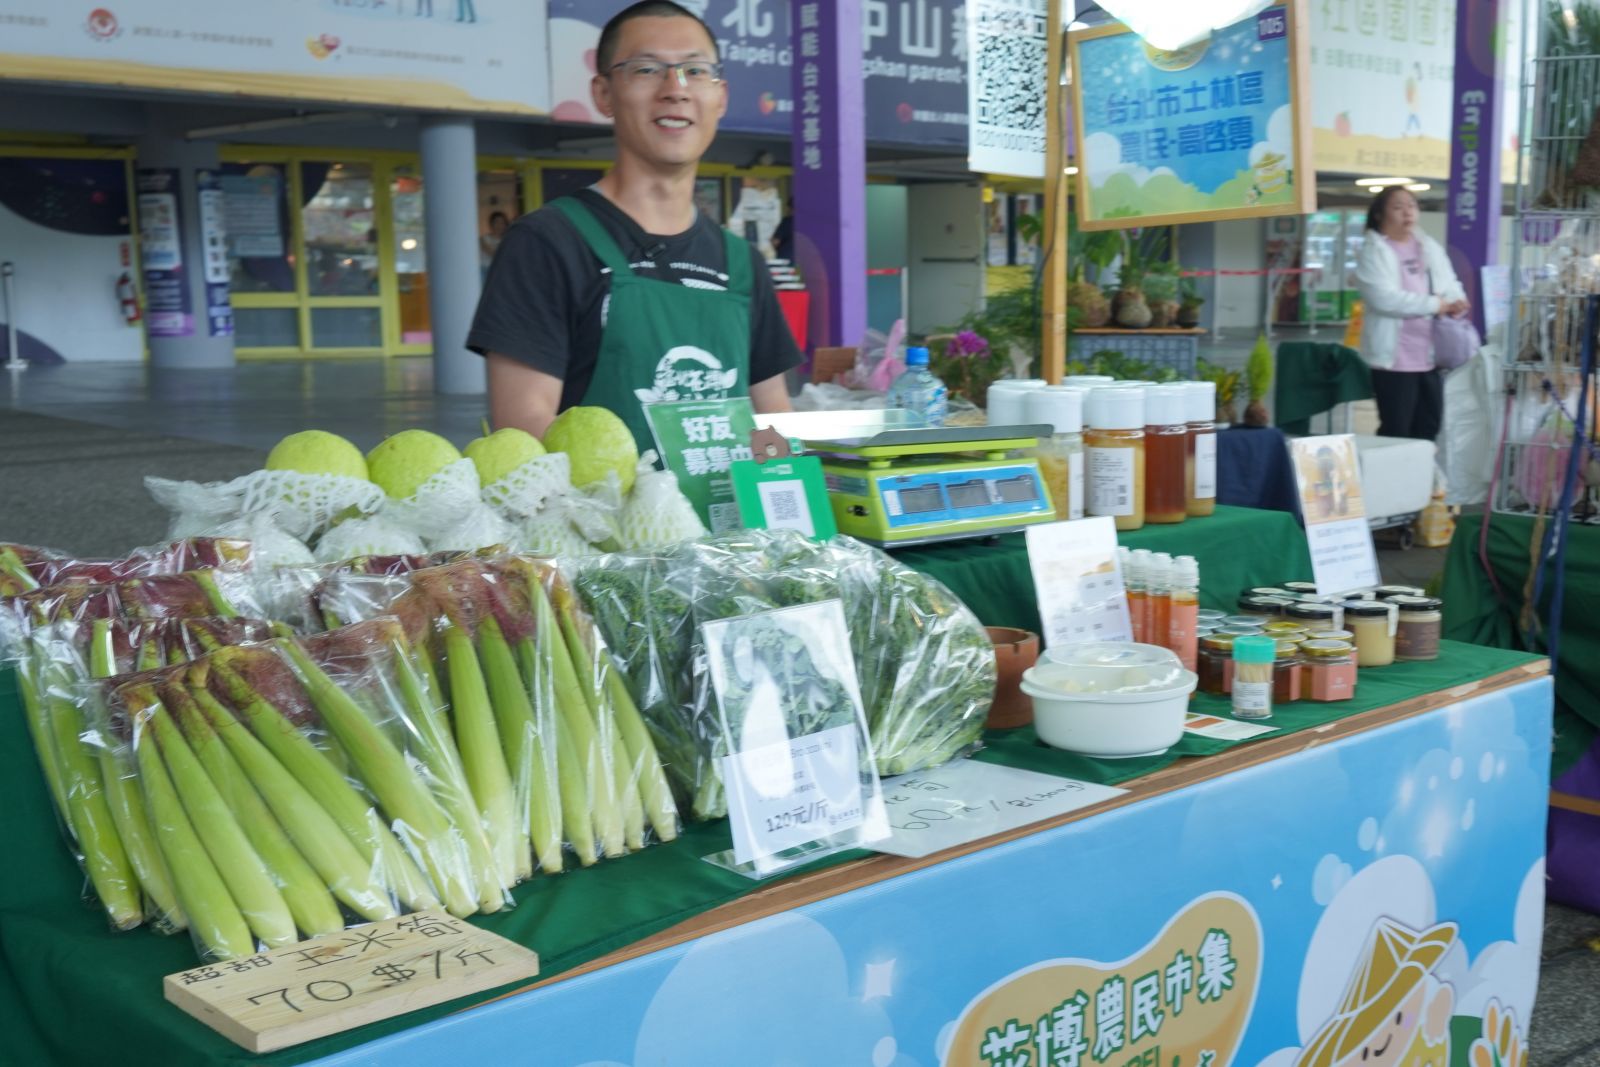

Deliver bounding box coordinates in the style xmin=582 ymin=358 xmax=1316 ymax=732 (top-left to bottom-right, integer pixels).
xmin=163 ymin=911 xmax=539 ymax=1052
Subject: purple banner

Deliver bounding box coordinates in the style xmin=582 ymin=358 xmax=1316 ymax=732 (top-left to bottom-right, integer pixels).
xmin=548 ymin=0 xmax=967 ymax=146
xmin=1444 ymin=0 xmax=1503 ymax=338
xmin=135 ymin=168 xmax=194 ymax=339
xmin=792 ymin=0 xmax=867 ymax=352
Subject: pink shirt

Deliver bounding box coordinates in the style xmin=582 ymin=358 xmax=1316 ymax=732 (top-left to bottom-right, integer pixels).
xmin=1385 ymin=234 xmax=1434 ymax=371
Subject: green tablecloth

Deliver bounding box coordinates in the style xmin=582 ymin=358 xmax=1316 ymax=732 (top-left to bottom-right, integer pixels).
xmin=1274 ymin=341 xmax=1372 ymax=436
xmin=0 ymin=638 xmax=1542 ymax=1066
xmin=1442 ymin=510 xmax=1599 ymax=775
xmin=894 ymin=504 xmax=1314 ymax=633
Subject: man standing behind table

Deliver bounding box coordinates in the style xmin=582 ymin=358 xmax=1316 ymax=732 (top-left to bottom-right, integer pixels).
xmin=468 ymin=0 xmax=800 ymax=451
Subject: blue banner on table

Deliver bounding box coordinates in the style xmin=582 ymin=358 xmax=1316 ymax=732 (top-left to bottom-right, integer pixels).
xmin=312 ymin=676 xmax=1552 ymax=1067
xmin=1069 ymin=2 xmax=1316 ymax=230
xmin=135 ymin=168 xmax=193 ymax=338
xmin=546 ymin=0 xmax=968 ymax=146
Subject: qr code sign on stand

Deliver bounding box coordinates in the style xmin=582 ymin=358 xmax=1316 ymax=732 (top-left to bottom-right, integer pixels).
xmin=756 ymin=479 xmax=815 ymax=537
xmin=970 ymin=0 xmax=1048 ymax=173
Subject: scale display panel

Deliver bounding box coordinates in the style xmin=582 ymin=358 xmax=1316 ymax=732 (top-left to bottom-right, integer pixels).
xmin=877 ymin=464 xmax=1051 ymax=530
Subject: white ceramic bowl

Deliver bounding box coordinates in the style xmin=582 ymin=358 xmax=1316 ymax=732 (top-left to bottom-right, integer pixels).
xmin=1021 ymin=652 xmax=1197 ymax=758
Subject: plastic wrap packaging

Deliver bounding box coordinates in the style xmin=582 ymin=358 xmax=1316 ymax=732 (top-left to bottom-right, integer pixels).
xmin=532 ymin=559 xmax=680 ymax=852
xmin=113 ymin=567 xmax=267 ymax=622
xmin=145 ymin=471 xmax=384 ymax=544
xmin=104 ymin=622 xmax=520 ymax=961
xmin=380 ymin=458 xmax=483 ymax=544
xmin=20 ymin=623 xmax=166 ymax=933
xmin=482 ymin=452 xmax=575 ymax=519
xmin=321 ymin=555 xmax=678 ymax=871
xmin=313 ymin=514 xmax=428 ymax=564
xmin=616 ymin=455 xmax=708 ymax=549
xmin=570 ymin=531 xmax=996 ymax=819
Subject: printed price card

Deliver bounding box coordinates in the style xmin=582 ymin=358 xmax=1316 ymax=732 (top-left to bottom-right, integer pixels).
xmin=873 ymin=759 xmax=1127 ymax=859
xmin=1289 ymin=434 xmax=1380 ymax=596
xmin=163 ymin=911 xmax=539 ymax=1053
xmin=703 ymin=600 xmax=887 ymax=876
xmin=1184 ymin=712 xmax=1280 ymax=741
xmin=1025 ymin=517 xmax=1133 ymax=648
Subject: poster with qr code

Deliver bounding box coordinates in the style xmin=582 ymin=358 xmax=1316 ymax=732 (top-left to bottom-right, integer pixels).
xmin=645 ymin=398 xmax=759 ymax=533
xmin=1069 ymin=1 xmax=1315 ymax=229
xmin=967 ymin=0 xmax=1049 ymax=178
xmin=731 ymin=454 xmax=838 ymax=541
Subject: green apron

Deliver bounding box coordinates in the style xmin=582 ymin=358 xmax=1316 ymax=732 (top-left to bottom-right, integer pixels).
xmin=552 ymin=197 xmax=752 ymax=452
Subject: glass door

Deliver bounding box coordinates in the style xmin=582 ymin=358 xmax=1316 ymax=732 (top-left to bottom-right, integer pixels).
xmin=301 ymin=161 xmax=383 ymax=351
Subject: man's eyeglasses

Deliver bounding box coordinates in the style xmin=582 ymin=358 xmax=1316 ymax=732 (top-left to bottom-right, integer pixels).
xmin=606 ymin=58 xmax=724 ymax=88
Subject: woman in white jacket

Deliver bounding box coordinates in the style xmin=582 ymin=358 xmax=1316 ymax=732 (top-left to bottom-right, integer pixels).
xmin=1353 ymin=185 xmax=1470 ymax=440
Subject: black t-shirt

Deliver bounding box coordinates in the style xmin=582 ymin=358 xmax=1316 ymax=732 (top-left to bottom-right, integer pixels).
xmin=467 ymin=188 xmax=802 ymax=410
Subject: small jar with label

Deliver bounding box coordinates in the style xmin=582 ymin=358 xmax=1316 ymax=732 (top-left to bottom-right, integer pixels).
xmin=1342 ymin=600 xmax=1398 ymax=667
xmin=1273 ymin=638 xmax=1303 ymax=703
xmin=1301 ymin=640 xmax=1358 ymax=702
xmin=1237 ymin=594 xmax=1292 ymax=620
xmin=1281 ymin=581 xmax=1321 ymax=597
xmin=1083 ymin=385 xmax=1146 ymax=531
xmin=1391 ymin=595 xmax=1443 ymax=661
xmin=1311 ymin=629 xmax=1355 ymax=645
xmin=1262 ymin=622 xmax=1309 ymax=642
xmin=1376 ymin=584 xmax=1425 ymax=600
xmin=1197 ymin=608 xmax=1227 ymax=628
xmin=1185 ymin=380 xmax=1217 ymax=517
xmin=1198 ymin=633 xmax=1237 ymax=695
xmin=1144 ymin=383 xmax=1190 ymax=525
xmin=1025 ymin=386 xmax=1087 ymax=521
xmin=1286 ymin=601 xmax=1342 ymax=633
xmin=1245 ymin=586 xmax=1295 ymax=599
xmin=1220 ymin=616 xmax=1266 ymax=632
xmin=1232 ymin=635 xmax=1277 ymax=720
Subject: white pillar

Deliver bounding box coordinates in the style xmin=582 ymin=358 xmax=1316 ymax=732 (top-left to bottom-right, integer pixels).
xmin=419 ymin=116 xmax=485 ymax=395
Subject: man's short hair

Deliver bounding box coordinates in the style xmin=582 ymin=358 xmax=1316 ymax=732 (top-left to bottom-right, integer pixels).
xmin=596 ymin=1 xmax=720 ymax=74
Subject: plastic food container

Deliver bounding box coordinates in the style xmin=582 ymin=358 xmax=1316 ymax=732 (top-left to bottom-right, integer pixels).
xmin=1022 ymin=642 xmax=1197 ymax=758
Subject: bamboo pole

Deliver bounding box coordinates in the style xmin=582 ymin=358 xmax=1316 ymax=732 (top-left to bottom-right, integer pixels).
xmin=1041 ymin=0 xmax=1069 ymax=383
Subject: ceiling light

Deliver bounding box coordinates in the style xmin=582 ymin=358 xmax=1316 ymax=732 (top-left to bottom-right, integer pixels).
xmin=1405 ymin=183 xmax=1431 ymax=192
xmin=1091 ymin=0 xmax=1275 ymax=51
xmin=1065 ymin=166 xmax=1079 ymax=175
xmin=1354 ymin=177 xmax=1416 ymax=187
xmin=400 ymin=238 xmax=418 ymax=250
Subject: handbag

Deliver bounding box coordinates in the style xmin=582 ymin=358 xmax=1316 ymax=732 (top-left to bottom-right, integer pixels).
xmin=1427 ymin=259 xmax=1482 ymax=371
xmin=1432 ymin=312 xmax=1482 ymax=371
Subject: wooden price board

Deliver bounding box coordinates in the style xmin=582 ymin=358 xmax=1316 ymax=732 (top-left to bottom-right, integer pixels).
xmin=163 ymin=911 xmax=539 ymax=1053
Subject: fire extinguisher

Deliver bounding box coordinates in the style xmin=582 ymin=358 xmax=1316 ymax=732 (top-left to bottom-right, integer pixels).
xmin=117 ymin=272 xmax=141 ymax=325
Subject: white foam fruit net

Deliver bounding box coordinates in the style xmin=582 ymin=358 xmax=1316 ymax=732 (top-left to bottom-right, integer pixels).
xmin=145 ymin=471 xmax=384 ymax=542
xmin=313 ymin=514 xmax=427 ymax=563
xmin=380 ymin=459 xmax=482 ymax=542
xmin=481 ymin=453 xmax=574 ymax=518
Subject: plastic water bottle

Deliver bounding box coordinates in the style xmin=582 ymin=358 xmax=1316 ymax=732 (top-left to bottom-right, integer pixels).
xmin=886 ymin=346 xmax=948 ymax=427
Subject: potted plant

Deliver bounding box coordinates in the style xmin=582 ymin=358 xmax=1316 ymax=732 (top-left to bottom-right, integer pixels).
xmin=1112 ymin=230 xmax=1153 ymax=328
xmin=1243 ymin=332 xmax=1274 ymax=427
xmin=1176 ymin=275 xmax=1206 ymax=328
xmin=930 ymin=329 xmax=1011 ymax=409
xmin=1142 ymin=261 xmax=1181 ymax=328
xmin=1065 ymin=213 xmax=1118 ymax=328
xmin=1196 ymin=358 xmax=1242 ymax=426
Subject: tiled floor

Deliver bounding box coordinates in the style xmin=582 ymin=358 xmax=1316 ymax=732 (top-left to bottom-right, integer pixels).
xmin=2 ymin=358 xmax=1595 ymax=1060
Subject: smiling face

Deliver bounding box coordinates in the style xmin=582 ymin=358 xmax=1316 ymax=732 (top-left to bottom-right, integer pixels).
xmin=591 ymin=15 xmax=726 ymax=172
xmin=1333 ymin=985 xmax=1425 ymax=1067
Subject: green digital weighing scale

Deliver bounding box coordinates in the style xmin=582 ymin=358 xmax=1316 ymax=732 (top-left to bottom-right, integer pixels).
xmin=755 ymin=411 xmax=1058 ymax=546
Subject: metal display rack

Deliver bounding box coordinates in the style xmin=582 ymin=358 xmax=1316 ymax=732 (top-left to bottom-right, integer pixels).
xmin=1495 ymin=0 xmax=1600 ymax=519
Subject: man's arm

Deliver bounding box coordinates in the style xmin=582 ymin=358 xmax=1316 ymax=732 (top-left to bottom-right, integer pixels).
xmin=487 ymin=352 xmax=564 ymax=437
xmin=749 ymin=372 xmax=793 ymax=415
